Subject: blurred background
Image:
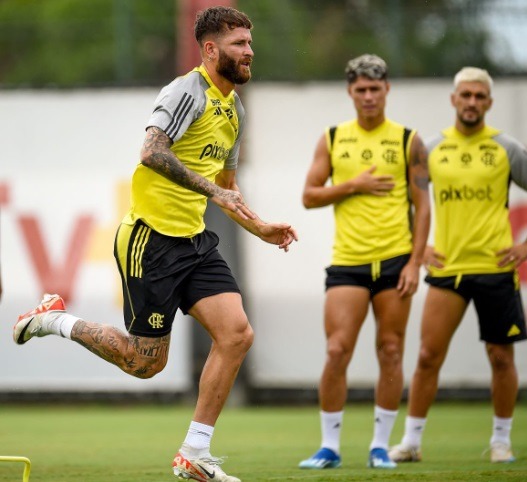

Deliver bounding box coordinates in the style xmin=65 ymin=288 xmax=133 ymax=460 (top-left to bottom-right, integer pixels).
xmin=1 ymin=0 xmax=527 ymax=405
xmin=1 ymin=0 xmax=527 ymax=87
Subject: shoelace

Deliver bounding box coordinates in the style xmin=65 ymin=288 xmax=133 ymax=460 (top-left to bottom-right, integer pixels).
xmin=199 ymin=456 xmax=227 ymax=466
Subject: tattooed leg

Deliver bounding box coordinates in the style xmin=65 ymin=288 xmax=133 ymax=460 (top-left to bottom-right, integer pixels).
xmin=71 ymin=320 xmax=170 ymax=379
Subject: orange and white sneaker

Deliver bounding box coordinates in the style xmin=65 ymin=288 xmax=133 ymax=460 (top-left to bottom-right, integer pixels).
xmin=172 ymin=452 xmax=241 ymax=482
xmin=13 ymin=293 xmax=66 ymax=345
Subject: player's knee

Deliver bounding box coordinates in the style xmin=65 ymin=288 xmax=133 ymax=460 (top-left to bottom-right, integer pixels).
xmin=239 ymin=323 xmax=254 ymax=353
xmin=120 ymin=340 xmax=169 ymax=379
xmin=377 ymin=338 xmax=403 ymax=366
xmin=326 ymin=339 xmax=352 ymax=364
xmin=222 ymin=319 xmax=254 ymax=356
xmin=487 ymin=345 xmax=514 ymax=372
xmin=130 ymin=357 xmax=168 ymax=379
xmin=417 ymin=346 xmax=442 ymax=372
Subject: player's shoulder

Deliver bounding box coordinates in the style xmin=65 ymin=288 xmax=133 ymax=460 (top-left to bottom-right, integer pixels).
xmin=150 ymin=70 xmax=207 ymax=122
xmin=330 ymin=119 xmax=355 ymax=131
xmin=492 ymin=130 xmax=525 ymax=152
xmin=384 ymin=118 xmax=413 ymax=132
xmin=162 ymin=70 xmax=207 ymax=98
xmin=233 ymin=90 xmax=245 ymax=117
xmin=424 ymin=127 xmax=453 ymax=153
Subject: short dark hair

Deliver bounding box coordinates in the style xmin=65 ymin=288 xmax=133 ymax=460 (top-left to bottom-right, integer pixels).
xmin=345 ymin=54 xmax=388 ymax=84
xmin=194 ymin=6 xmax=253 ymax=46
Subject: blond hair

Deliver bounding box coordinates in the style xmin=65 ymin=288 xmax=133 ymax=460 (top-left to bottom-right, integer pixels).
xmin=453 ymin=67 xmax=493 ymax=90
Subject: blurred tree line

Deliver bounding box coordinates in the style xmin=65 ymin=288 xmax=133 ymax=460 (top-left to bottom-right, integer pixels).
xmin=0 ymin=0 xmax=525 ymax=88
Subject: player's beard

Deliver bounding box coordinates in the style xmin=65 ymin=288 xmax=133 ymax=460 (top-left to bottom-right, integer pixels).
xmin=217 ymin=50 xmax=251 ymax=85
xmin=458 ymin=109 xmax=482 ymax=127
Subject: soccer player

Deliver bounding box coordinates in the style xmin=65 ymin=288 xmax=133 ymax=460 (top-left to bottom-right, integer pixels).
xmin=389 ymin=67 xmax=527 ymax=464
xmin=298 ymin=54 xmax=430 ymax=470
xmin=13 ymin=6 xmax=297 ymax=482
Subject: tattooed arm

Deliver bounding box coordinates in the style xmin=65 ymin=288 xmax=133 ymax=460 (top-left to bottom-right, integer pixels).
xmin=408 ymin=133 xmax=431 ymax=264
xmin=140 ymin=126 xmax=255 ymax=220
xmin=397 ymin=133 xmax=431 ymax=296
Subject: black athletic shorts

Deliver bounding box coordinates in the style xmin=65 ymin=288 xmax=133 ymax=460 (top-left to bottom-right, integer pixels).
xmin=114 ymin=221 xmax=240 ymax=337
xmin=325 ymin=254 xmax=410 ymax=298
xmin=425 ymin=272 xmax=527 ymax=344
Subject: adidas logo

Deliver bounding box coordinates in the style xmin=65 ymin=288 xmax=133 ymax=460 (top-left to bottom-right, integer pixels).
xmin=213 ymin=107 xmax=222 ymax=116
xmin=507 ymin=324 xmax=521 ymax=337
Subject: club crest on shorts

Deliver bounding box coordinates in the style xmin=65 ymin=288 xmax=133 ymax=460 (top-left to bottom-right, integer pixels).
xmin=148 ymin=313 xmax=164 ymax=329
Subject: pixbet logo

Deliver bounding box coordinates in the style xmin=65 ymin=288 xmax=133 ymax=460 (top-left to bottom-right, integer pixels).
xmin=199 ymin=141 xmax=230 ymax=161
xmin=439 ymin=185 xmax=492 ymax=204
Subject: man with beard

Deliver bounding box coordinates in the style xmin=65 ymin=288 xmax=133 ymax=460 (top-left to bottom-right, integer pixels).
xmin=389 ymin=67 xmax=527 ymax=464
xmin=13 ymin=6 xmax=297 ymax=482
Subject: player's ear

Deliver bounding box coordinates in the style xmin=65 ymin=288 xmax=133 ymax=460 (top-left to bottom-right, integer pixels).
xmin=487 ymin=96 xmax=493 ymax=111
xmin=203 ymin=40 xmax=216 ymax=61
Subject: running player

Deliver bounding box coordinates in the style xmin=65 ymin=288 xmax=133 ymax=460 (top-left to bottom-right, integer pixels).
xmin=13 ymin=6 xmax=297 ymax=482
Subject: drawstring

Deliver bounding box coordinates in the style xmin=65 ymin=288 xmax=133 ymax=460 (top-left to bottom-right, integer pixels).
xmin=371 ymin=260 xmax=381 ymax=281
xmin=454 ymin=273 xmax=462 ymax=289
xmin=514 ymin=270 xmax=520 ymax=291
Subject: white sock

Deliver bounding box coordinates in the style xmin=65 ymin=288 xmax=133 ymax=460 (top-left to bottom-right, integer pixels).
xmin=401 ymin=416 xmax=427 ymax=448
xmin=43 ymin=312 xmax=80 ymax=340
xmin=490 ymin=416 xmax=513 ymax=446
xmin=320 ymin=410 xmax=343 ymax=454
xmin=370 ymin=405 xmax=398 ymax=450
xmin=181 ymin=421 xmax=214 ymax=457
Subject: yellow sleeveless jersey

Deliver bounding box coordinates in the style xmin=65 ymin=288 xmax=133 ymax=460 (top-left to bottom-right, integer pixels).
xmin=122 ymin=65 xmax=245 ymax=237
xmin=427 ymin=125 xmax=527 ymax=276
xmin=329 ymin=119 xmax=416 ymax=265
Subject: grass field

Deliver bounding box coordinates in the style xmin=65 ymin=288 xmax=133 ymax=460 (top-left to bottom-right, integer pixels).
xmin=0 ymin=402 xmax=526 ymax=481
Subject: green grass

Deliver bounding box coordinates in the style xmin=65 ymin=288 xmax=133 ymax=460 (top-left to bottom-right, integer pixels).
xmin=0 ymin=402 xmax=526 ymax=481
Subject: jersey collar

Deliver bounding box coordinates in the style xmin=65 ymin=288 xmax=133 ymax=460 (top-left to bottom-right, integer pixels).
xmin=195 ymin=65 xmax=235 ymax=102
xmin=443 ymin=125 xmax=501 ymax=141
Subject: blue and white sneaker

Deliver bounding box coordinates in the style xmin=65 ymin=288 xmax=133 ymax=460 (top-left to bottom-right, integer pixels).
xmin=299 ymin=447 xmax=341 ymax=469
xmin=368 ymin=447 xmax=397 ymax=469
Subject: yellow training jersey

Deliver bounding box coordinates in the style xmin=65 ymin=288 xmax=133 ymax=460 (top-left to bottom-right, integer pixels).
xmin=427 ymin=125 xmax=527 ymax=276
xmin=329 ymin=119 xmax=416 ymax=265
xmin=122 ymin=65 xmax=245 ymax=237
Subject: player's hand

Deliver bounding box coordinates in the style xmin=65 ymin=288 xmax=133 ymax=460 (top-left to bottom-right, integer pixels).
xmin=210 ymin=189 xmax=256 ymax=220
xmin=258 ymin=223 xmax=299 ymax=252
xmin=397 ymin=262 xmax=420 ymax=297
xmin=423 ymin=245 xmax=445 ymax=272
xmin=497 ymin=243 xmax=527 ymax=268
xmin=352 ymin=166 xmax=395 ymax=196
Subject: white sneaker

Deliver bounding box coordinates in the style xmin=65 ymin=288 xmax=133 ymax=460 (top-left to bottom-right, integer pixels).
xmin=173 ymin=452 xmax=241 ymax=482
xmin=13 ymin=294 xmax=66 ymax=345
xmin=490 ymin=442 xmax=515 ymax=463
xmin=388 ymin=443 xmax=422 ymax=462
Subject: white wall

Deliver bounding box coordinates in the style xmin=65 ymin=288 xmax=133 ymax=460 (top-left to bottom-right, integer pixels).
xmin=241 ymin=79 xmax=527 ymax=388
xmin=0 ymin=90 xmax=191 ymax=392
xmin=1 ymin=79 xmax=526 ymax=393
